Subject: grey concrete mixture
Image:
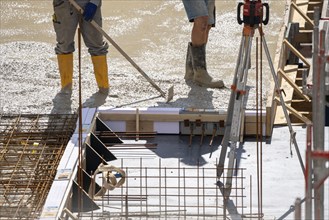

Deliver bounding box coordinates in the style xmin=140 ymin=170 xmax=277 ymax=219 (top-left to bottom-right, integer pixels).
xmin=0 ymin=0 xmax=287 ymax=114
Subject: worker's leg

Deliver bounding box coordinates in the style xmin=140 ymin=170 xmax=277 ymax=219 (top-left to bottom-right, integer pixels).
xmin=80 ymin=3 xmax=110 ymax=94
xmin=184 ymin=16 xmax=209 ymax=82
xmin=191 ymin=16 xmax=209 ymax=47
xmin=53 ymin=0 xmax=79 ymax=92
xmin=57 ymin=53 xmax=73 ymax=92
xmin=183 ymin=0 xmax=224 ymax=88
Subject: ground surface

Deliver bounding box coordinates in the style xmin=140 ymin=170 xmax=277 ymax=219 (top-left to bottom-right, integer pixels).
xmin=0 ymin=0 xmax=287 ymax=114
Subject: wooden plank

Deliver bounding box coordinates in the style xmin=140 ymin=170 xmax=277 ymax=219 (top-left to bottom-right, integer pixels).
xmin=265 ymin=106 xmax=272 ymax=136
xmin=270 ymin=0 xmax=320 ymax=128
xmin=244 ymin=122 xmax=266 ymax=136
xmin=274 ymin=65 xmax=298 ymax=125
xmin=243 ymin=114 xmax=267 ymax=123
xmin=283 ymin=39 xmax=311 ymax=67
xmin=278 ymin=68 xmax=311 ymax=101
xmin=274 ymin=97 xmax=312 ymax=124
xmin=291 ymin=100 xmax=313 ymax=111
xmin=266 ymin=5 xmax=291 ymax=135
xmin=308 ymin=1 xmax=324 ymax=10
xmin=286 ymin=23 xmax=300 ymax=64
xmin=295 ymin=30 xmax=313 ymax=43
xmin=126 ymin=121 xmax=153 ymax=133
xmin=291 ymin=0 xmax=314 ymax=29
xmin=99 ymin=113 xmax=226 ymax=122
xmin=99 ymin=112 xmax=267 ymax=124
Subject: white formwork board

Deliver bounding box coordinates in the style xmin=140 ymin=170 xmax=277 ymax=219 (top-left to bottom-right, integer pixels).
xmin=98 ymin=107 xmax=181 ymax=134
xmin=40 ymin=108 xmax=96 ymax=219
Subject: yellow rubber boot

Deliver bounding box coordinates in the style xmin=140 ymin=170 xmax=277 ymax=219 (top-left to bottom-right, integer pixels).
xmin=91 ymin=55 xmax=109 ymax=94
xmin=57 ymin=53 xmax=73 ymax=92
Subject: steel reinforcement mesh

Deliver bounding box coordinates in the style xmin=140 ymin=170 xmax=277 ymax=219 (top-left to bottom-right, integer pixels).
xmin=0 ymin=114 xmax=77 ymax=219
xmin=78 ymin=158 xmax=246 ymax=219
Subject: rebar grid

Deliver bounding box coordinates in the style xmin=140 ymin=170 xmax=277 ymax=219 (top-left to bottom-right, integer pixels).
xmin=0 ymin=114 xmax=77 ymax=219
xmin=80 ymin=158 xmax=246 ymax=219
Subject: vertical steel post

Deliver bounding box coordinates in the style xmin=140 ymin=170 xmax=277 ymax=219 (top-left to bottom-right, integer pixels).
xmin=305 ymin=125 xmax=313 ymax=219
xmin=294 ymin=198 xmax=302 ymax=220
xmin=312 ymin=7 xmax=325 ymax=220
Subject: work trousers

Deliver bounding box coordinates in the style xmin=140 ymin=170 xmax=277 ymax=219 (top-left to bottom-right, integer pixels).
xmin=52 ymin=0 xmax=108 ymax=56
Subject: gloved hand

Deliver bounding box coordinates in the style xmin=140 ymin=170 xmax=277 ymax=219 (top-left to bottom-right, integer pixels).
xmin=83 ymin=2 xmax=97 ymax=21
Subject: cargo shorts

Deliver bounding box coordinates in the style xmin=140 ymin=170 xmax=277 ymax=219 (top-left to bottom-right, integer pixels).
xmin=52 ymin=0 xmax=108 ymax=56
xmin=182 ymin=0 xmax=216 ymax=26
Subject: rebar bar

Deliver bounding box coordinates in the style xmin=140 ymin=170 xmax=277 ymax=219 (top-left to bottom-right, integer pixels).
xmin=0 ymin=114 xmax=77 ymax=219
xmin=79 ymin=158 xmax=248 ymax=219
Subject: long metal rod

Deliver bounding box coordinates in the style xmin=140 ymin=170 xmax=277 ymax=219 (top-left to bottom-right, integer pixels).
xmin=224 ymin=33 xmax=253 ymax=197
xmin=259 ymin=29 xmax=263 ymax=217
xmin=261 ymin=35 xmax=306 ymax=175
xmin=305 ymin=125 xmax=312 ymax=219
xmin=313 ymin=7 xmax=326 ymax=220
xmin=68 ymin=0 xmax=170 ymax=99
xmin=77 ymin=27 xmax=83 ymax=216
xmin=217 ymin=35 xmax=246 ymax=178
xmin=256 ymin=36 xmax=261 ymax=219
xmin=13 ymin=115 xmax=40 ymax=218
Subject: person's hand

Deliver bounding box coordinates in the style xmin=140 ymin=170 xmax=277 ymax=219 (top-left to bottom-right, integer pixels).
xmin=83 ymin=2 xmax=97 ymax=21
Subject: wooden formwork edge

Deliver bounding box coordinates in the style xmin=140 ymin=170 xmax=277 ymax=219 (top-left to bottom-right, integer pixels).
xmin=265 ymin=0 xmax=290 ymax=136
xmin=265 ymin=0 xmax=324 ymax=136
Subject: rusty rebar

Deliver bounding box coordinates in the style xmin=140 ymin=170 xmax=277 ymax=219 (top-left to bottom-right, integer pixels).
xmin=0 ymin=114 xmax=77 ymax=219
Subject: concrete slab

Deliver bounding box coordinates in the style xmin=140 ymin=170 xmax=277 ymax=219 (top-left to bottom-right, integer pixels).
xmin=79 ymin=125 xmax=329 ymax=219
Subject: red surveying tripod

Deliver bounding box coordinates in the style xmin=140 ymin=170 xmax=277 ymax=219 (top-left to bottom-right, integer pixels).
xmin=216 ymin=0 xmax=305 ymax=198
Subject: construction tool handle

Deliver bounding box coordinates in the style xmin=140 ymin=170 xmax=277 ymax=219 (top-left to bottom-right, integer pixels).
xmin=237 ymin=1 xmax=269 ymax=26
xmin=90 ymin=20 xmax=166 ymax=97
xmin=68 ymin=0 xmax=166 ymax=98
xmin=237 ymin=2 xmax=244 ymax=25
xmin=262 ymin=3 xmax=269 ymax=25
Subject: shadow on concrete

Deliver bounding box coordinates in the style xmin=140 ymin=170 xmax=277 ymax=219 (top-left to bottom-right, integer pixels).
xmin=152 ymin=134 xmax=223 ymax=167
xmin=157 ymin=80 xmax=221 ymax=109
xmin=234 ymin=142 xmax=247 ymax=176
xmin=216 ymin=181 xmax=243 ymax=220
xmin=115 ymin=95 xmax=162 ymax=108
xmin=51 ymin=91 xmax=72 ymax=114
xmin=82 ymin=91 xmax=108 ymax=108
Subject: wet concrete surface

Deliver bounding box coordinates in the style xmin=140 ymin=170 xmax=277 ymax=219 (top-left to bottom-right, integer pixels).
xmin=0 ymin=0 xmax=287 ymax=114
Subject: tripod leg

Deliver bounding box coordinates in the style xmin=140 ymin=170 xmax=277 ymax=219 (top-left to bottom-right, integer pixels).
xmin=217 ymin=36 xmax=246 ymax=178
xmin=262 ymin=36 xmax=306 ymax=174
xmin=224 ymin=36 xmax=253 ymax=197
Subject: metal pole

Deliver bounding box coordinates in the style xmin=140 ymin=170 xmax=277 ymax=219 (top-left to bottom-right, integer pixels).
xmin=294 ymin=198 xmax=302 ymax=220
xmin=312 ymin=7 xmax=325 ymax=220
xmin=261 ymin=36 xmax=306 ymax=175
xmin=256 ymin=36 xmax=261 ymax=219
xmin=77 ymin=27 xmax=83 ymax=217
xmin=224 ymin=32 xmax=253 ymax=197
xmin=217 ymin=36 xmax=246 ymax=178
xmin=305 ymin=124 xmax=312 ymax=220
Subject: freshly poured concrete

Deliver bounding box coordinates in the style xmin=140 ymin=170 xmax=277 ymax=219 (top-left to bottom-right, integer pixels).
xmin=0 ymin=0 xmax=286 ymax=114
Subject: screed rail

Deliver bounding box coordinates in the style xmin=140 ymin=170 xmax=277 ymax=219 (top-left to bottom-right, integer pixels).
xmin=0 ymin=114 xmax=77 ymax=219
